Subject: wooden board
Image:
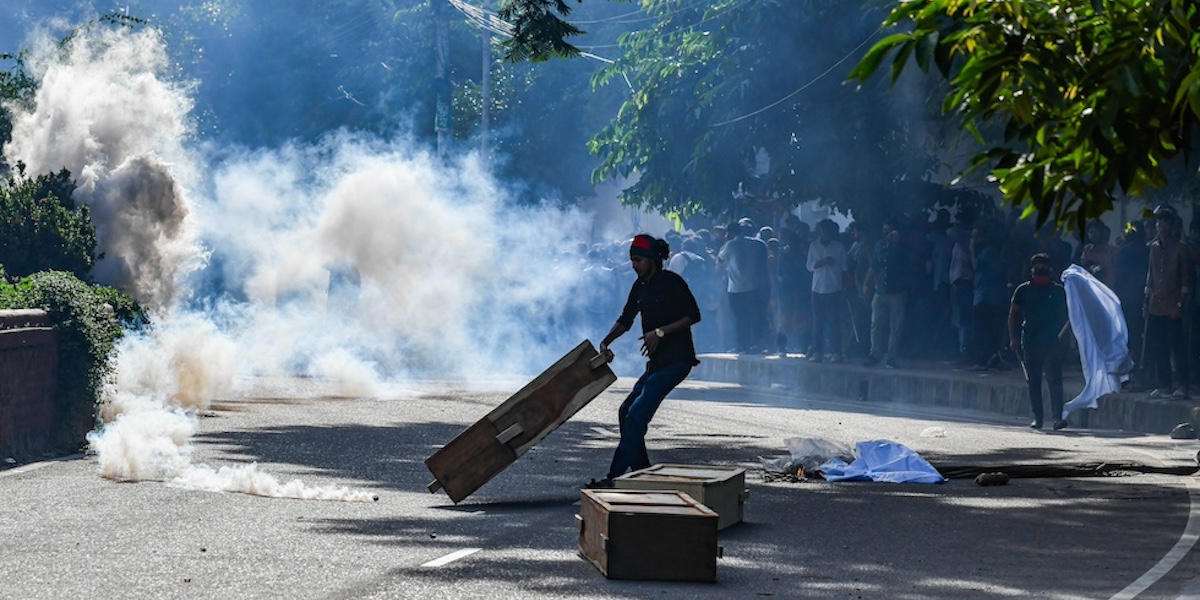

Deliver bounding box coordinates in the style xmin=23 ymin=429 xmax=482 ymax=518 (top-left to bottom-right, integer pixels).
xmin=425 ymin=340 xmax=616 ymax=503
xmin=614 ymin=464 xmax=748 ymax=530
xmin=577 ymin=489 xmax=720 ymax=581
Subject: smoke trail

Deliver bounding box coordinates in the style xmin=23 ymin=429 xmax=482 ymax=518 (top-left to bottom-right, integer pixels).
xmin=5 ymin=23 xmax=615 ymax=500
xmin=86 ymin=401 xmax=376 ymax=502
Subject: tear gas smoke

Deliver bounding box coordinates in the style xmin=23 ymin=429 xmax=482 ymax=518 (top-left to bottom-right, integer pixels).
xmin=7 ymin=26 xmax=201 ymax=311
xmin=7 ymin=24 xmax=617 ymax=501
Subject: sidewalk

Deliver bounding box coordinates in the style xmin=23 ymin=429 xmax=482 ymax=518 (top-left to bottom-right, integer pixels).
xmin=692 ymin=352 xmax=1199 ymax=435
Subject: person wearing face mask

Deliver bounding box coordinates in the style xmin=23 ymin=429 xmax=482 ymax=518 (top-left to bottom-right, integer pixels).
xmin=589 ymin=234 xmax=702 ymax=488
xmin=1009 ymin=253 xmax=1070 ymax=430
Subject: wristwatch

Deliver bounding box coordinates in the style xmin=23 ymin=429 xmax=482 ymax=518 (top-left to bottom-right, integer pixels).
xmin=654 ymin=328 xmax=665 ymax=339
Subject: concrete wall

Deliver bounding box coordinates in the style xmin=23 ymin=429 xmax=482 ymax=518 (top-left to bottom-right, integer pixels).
xmin=0 ymin=309 xmax=59 ymax=460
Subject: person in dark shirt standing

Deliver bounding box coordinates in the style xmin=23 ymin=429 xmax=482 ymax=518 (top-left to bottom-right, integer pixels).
xmin=1144 ymin=208 xmax=1191 ymax=399
xmin=591 ymin=234 xmax=702 ymax=488
xmin=970 ymin=224 xmax=1009 ymax=371
xmin=1113 ymin=221 xmax=1150 ymax=387
xmin=1009 ymin=253 xmax=1070 ymax=430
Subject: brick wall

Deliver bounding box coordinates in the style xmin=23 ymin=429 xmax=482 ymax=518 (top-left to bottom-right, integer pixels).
xmin=0 ymin=309 xmax=59 ymax=461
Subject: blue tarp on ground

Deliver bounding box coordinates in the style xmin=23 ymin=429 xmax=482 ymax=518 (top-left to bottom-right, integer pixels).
xmin=817 ymin=440 xmax=946 ymax=484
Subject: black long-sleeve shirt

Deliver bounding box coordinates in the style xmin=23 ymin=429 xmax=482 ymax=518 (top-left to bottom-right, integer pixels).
xmin=617 ymin=269 xmax=702 ymax=371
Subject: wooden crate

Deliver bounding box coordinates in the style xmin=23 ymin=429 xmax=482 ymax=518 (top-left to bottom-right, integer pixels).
xmin=577 ymin=489 xmax=720 ymax=582
xmin=425 ymin=340 xmax=616 ymax=503
xmin=614 ymin=464 xmax=748 ymax=530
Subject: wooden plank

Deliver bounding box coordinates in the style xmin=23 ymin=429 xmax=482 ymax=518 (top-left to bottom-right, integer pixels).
xmin=425 ymin=340 xmax=616 ymax=503
xmin=424 ymin=419 xmax=517 ymax=503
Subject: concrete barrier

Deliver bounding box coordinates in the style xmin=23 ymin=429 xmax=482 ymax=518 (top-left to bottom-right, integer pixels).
xmin=0 ymin=309 xmax=59 ymax=461
xmin=693 ymin=353 xmax=1195 ymax=435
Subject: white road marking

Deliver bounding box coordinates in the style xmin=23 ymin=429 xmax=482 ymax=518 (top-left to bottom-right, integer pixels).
xmin=590 ymin=427 xmax=618 ymax=438
xmin=1108 ymin=477 xmax=1200 ymax=599
xmin=421 ymin=548 xmax=482 ymax=568
xmin=0 ymin=462 xmax=54 ymax=478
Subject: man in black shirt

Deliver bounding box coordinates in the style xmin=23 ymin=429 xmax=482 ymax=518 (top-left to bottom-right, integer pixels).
xmin=591 ymin=234 xmax=702 ymax=487
xmin=1009 ymin=253 xmax=1069 ymax=430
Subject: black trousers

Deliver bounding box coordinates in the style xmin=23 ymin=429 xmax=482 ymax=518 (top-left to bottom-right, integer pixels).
xmin=1146 ymin=314 xmax=1189 ymax=391
xmin=1022 ymin=344 xmax=1064 ymax=424
xmin=971 ymin=303 xmax=1006 ymax=366
xmin=729 ymin=290 xmax=764 ymax=351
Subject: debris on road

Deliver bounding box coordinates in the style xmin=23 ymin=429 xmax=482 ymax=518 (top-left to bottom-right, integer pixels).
xmin=1170 ymin=423 xmax=1197 ymax=439
xmin=920 ymin=426 xmax=948 ymax=438
xmin=758 ymin=437 xmax=853 ymax=477
xmin=974 ymin=472 xmax=1010 ymax=486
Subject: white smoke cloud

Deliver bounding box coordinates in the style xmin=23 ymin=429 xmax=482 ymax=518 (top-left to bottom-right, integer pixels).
xmin=5 ymin=24 xmax=202 ymax=312
xmin=5 ymin=24 xmax=619 ymax=501
xmin=86 ymin=403 xmax=376 ymax=502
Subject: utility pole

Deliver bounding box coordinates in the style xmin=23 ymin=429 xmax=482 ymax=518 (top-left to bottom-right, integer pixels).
xmin=480 ymin=0 xmax=490 ymax=165
xmin=433 ymin=0 xmax=452 ymax=161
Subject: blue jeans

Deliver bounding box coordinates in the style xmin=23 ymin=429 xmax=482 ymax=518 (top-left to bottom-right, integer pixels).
xmin=607 ymin=362 xmax=692 ymax=479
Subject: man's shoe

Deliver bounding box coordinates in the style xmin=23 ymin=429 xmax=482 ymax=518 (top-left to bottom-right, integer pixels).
xmin=808 ymin=353 xmax=824 ymax=363
xmin=585 ymin=477 xmax=615 ymax=490
xmin=885 ymin=358 xmax=900 ymax=369
xmin=1030 ymin=420 xmax=1043 ymax=429
xmin=828 ymin=354 xmax=843 ymax=363
xmin=1149 ymin=389 xmax=1167 ymax=398
xmin=1052 ymin=419 xmax=1068 ymax=431
xmin=1173 ymin=389 xmax=1191 ymax=400
xmin=863 ymin=356 xmax=880 ymax=367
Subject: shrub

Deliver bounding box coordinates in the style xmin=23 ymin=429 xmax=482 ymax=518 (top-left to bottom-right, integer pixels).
xmin=0 ymin=169 xmax=99 ymax=280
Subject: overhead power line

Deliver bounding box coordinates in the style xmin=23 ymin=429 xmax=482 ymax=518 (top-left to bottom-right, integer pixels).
xmin=446 ymin=0 xmax=620 ymax=68
xmin=569 ymin=0 xmax=714 ymax=25
xmin=710 ymin=26 xmax=884 ymax=128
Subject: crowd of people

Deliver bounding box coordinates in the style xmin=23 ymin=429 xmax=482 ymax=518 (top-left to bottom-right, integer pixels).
xmin=575 ymin=204 xmax=1200 ymax=404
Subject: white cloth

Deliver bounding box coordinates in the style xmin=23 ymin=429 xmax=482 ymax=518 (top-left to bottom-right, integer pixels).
xmin=1061 ymin=264 xmax=1133 ymax=418
xmin=806 ymin=239 xmax=846 ymax=294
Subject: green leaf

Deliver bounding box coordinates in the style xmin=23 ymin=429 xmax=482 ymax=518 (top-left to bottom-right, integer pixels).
xmin=847 ymin=33 xmax=915 ymax=82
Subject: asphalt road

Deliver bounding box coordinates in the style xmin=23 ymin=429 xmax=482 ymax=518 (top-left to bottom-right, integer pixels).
xmin=3 ymin=376 xmax=1200 ymax=599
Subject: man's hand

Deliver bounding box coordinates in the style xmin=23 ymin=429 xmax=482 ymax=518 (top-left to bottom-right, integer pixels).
xmin=641 ymin=333 xmax=661 ymax=357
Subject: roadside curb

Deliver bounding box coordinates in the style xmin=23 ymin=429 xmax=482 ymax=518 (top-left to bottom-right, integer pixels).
xmin=694 ymin=353 xmax=1194 ymax=435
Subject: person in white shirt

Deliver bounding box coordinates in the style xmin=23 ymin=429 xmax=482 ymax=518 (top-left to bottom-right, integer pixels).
xmin=806 ymin=219 xmax=847 ymax=362
xmin=718 ymin=221 xmax=770 ymax=352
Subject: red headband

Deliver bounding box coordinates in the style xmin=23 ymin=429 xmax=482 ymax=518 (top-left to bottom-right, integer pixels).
xmin=630 ymin=235 xmax=657 ymax=259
